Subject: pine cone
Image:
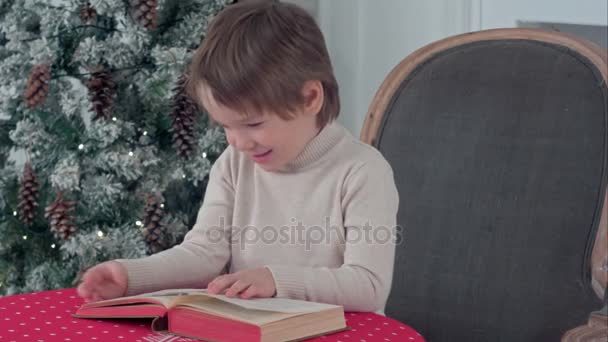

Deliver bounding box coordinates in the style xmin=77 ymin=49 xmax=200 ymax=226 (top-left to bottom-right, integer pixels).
xmin=18 ymin=162 xmax=39 ymax=226
xmin=142 ymin=194 xmax=168 ymax=254
xmin=45 ymin=192 xmax=78 ymax=240
xmin=87 ymin=69 xmax=116 ymax=121
xmin=23 ymin=64 xmax=51 ymax=108
xmin=80 ymin=2 xmax=97 ymax=24
xmin=131 ymin=0 xmax=158 ymax=30
xmin=170 ymin=74 xmax=198 ymax=159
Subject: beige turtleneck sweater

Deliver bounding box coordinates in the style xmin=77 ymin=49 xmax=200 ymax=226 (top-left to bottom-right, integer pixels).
xmin=118 ymin=122 xmax=399 ymax=312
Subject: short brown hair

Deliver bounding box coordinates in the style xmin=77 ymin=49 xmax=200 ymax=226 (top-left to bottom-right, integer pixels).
xmin=187 ymin=0 xmax=339 ymax=127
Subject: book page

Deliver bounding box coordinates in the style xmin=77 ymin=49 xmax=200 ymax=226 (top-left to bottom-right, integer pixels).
xmin=173 ymin=296 xmax=300 ymax=325
xmin=83 ymin=288 xmax=340 ymax=315
xmin=80 ymin=288 xmax=206 ymax=309
xmin=175 ymin=293 xmax=340 ymax=314
xmin=134 ymin=289 xmax=207 ymax=307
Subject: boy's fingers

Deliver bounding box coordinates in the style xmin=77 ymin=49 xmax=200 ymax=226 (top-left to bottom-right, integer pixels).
xmin=77 ymin=282 xmax=91 ymax=295
xmin=90 ymin=293 xmax=102 ymax=303
xmin=208 ymin=274 xmax=235 ymax=294
xmin=78 ymin=285 xmax=97 ymax=303
xmin=239 ymin=285 xmax=257 ymax=299
xmin=77 ymin=275 xmax=98 ymax=298
xmin=81 ymin=268 xmax=103 ymax=284
xmin=225 ymin=280 xmax=250 ymax=298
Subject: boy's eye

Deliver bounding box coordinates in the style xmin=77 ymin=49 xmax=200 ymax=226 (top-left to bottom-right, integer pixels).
xmin=246 ymin=122 xmax=263 ymax=127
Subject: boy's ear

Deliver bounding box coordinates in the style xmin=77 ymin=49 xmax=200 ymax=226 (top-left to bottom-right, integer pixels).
xmin=301 ymin=80 xmax=324 ymax=116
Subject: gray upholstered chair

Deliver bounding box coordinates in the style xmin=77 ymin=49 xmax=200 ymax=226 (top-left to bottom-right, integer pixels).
xmin=361 ymin=28 xmax=607 ymax=341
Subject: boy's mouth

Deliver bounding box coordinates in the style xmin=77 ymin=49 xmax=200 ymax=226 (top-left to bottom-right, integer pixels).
xmin=252 ymin=149 xmax=273 ymax=162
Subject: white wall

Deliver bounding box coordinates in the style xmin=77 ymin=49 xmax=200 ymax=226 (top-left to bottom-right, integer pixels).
xmin=473 ymin=0 xmax=608 ymax=30
xmin=318 ymin=0 xmax=471 ymax=135
xmin=282 ymin=0 xmax=318 ymax=18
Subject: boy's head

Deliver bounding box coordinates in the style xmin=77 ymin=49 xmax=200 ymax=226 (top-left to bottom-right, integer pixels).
xmin=187 ymin=0 xmax=340 ymax=171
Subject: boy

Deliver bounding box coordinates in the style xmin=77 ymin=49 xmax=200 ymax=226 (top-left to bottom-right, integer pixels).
xmin=77 ymin=0 xmax=399 ymax=313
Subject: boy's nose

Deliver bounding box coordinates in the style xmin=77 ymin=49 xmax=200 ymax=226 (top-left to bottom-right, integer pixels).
xmin=230 ymin=136 xmax=255 ymax=152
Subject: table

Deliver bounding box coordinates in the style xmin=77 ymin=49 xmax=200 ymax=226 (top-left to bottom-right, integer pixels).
xmin=0 ymin=288 xmax=425 ymax=342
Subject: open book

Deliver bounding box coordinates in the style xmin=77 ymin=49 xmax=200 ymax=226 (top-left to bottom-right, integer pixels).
xmin=73 ymin=289 xmax=347 ymax=341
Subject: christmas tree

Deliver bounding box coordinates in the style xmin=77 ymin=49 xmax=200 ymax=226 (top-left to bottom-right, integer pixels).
xmin=0 ymin=0 xmax=231 ymax=296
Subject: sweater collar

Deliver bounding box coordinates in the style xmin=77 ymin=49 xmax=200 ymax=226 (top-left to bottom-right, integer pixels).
xmin=281 ymin=122 xmax=345 ymax=172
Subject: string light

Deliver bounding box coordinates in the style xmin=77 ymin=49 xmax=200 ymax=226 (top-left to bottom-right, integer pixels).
xmin=112 ymin=117 xmax=117 ymax=121
xmin=182 ymin=174 xmax=186 ymax=179
xmin=22 ymin=235 xmax=27 ymax=240
xmin=97 ymin=231 xmax=104 ymax=238
xmin=51 ymin=244 xmax=56 ymax=249
xmin=128 ymin=151 xmax=134 ymax=157
xmin=160 ymin=204 xmax=165 ymax=209
xmin=202 ymin=152 xmax=207 ymax=159
xmin=143 ymin=131 xmax=148 ymax=136
xmin=13 ymin=211 xmax=17 ymax=216
xmin=135 ymin=220 xmax=143 ymax=227
xmin=78 ymin=144 xmax=84 ymax=150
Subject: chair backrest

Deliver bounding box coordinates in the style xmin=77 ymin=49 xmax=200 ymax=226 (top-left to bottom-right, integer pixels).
xmin=361 ymin=28 xmax=608 ymax=341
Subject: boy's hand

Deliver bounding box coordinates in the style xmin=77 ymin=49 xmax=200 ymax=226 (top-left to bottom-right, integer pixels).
xmin=207 ymin=267 xmax=276 ymax=299
xmin=76 ymin=261 xmax=128 ymax=303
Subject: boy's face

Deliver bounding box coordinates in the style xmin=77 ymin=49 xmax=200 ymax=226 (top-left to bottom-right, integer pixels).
xmin=198 ymin=82 xmax=323 ymax=172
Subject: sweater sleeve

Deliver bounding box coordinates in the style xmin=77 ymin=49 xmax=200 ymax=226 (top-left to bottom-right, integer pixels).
xmin=266 ymin=161 xmax=399 ymax=312
xmin=117 ymin=149 xmax=234 ymax=296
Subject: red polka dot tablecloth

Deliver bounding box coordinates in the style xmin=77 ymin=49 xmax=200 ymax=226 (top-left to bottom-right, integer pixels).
xmin=0 ymin=288 xmax=425 ymax=342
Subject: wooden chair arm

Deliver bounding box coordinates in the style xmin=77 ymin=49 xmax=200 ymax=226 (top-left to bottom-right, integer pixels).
xmin=590 ymin=191 xmax=608 ymax=300
xmin=562 ymin=192 xmax=608 ymax=342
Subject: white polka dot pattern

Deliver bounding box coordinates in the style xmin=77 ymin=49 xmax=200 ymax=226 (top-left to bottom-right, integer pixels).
xmin=0 ymin=289 xmax=425 ymax=341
